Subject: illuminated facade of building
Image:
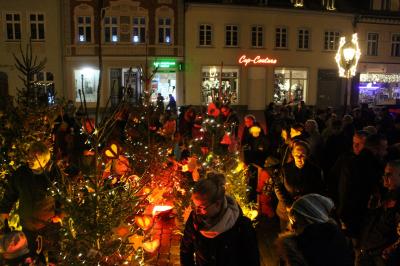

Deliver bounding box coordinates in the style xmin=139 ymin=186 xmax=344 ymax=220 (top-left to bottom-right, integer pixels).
xmin=63 ymin=0 xmax=184 ymax=108
xmin=185 ymin=0 xmax=400 ymax=109
xmin=0 ymin=0 xmax=64 ymax=104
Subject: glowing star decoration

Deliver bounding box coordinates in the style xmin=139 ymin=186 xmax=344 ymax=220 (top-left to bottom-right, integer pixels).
xmin=238 ymin=55 xmax=277 ymax=67
xmin=152 ymin=205 xmax=173 ymax=216
xmin=135 ymin=215 xmax=153 ymax=231
xmin=104 ymin=141 xmax=123 ymax=159
xmin=142 ymin=239 xmax=160 ymax=253
xmin=249 ymin=126 xmax=262 ymax=137
xmin=128 ymin=234 xmax=144 ymax=250
xmin=335 ymin=33 xmax=361 ymax=78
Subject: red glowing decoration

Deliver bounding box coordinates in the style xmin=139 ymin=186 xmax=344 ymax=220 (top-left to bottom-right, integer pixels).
xmin=238 ymin=55 xmax=277 ymax=66
xmin=135 ymin=215 xmax=153 ymax=231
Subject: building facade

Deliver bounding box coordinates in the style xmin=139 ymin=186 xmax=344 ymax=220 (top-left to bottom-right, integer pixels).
xmin=185 ymin=0 xmax=400 ymax=110
xmin=63 ymin=0 xmax=184 ymax=109
xmin=0 ymin=0 xmax=64 ymax=105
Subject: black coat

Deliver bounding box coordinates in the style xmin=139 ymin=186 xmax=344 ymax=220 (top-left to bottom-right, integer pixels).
xmin=180 ymin=211 xmax=260 ymax=266
xmin=277 ymin=222 xmax=354 ymax=266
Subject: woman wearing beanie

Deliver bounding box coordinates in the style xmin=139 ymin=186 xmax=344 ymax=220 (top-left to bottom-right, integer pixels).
xmin=276 ymin=194 xmax=353 ymax=266
xmin=180 ymin=173 xmax=260 ymax=266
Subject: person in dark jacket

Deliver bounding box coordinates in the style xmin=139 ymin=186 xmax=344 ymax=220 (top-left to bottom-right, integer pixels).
xmin=276 ymin=194 xmax=354 ymax=266
xmin=357 ymin=159 xmax=400 ymax=266
xmin=275 ymin=141 xmax=325 ymax=231
xmin=0 ymin=141 xmax=62 ymax=264
xmin=180 ymin=173 xmax=260 ymax=266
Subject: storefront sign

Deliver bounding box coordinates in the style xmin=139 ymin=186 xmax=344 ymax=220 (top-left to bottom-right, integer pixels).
xmin=153 ymin=61 xmax=176 ymax=68
xmin=238 ymin=55 xmax=277 ymax=66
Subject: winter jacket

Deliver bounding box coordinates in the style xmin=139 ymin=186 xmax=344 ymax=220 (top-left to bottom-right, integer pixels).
xmin=275 ymin=161 xmax=325 ymax=220
xmin=0 ymin=163 xmax=61 ymax=231
xmin=276 ymin=222 xmax=354 ymax=266
xmin=359 ymin=189 xmax=400 ymax=252
xmin=180 ymin=199 xmax=260 ymax=266
xmin=338 ymin=148 xmax=384 ymax=238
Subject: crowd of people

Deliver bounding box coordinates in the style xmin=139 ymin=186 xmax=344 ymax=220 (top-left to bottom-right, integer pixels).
xmin=2 ymin=95 xmax=400 ymax=265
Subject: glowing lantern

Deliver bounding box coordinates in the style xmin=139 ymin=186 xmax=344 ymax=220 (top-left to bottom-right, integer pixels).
xmin=335 ymin=33 xmax=361 ymax=79
xmin=135 ymin=215 xmax=153 ymax=231
xmin=142 ymin=239 xmax=160 ymax=253
xmin=152 ymin=205 xmax=173 ymax=216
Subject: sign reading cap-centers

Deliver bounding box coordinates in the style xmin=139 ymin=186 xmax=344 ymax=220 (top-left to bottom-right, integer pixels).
xmin=238 ymin=55 xmax=277 ymax=66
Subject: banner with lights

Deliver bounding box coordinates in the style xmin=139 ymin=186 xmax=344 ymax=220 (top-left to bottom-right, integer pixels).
xmin=238 ymin=55 xmax=277 ymax=67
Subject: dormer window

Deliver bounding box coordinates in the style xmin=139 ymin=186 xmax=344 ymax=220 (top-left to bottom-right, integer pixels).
xmin=292 ymin=0 xmax=304 ymax=7
xmin=322 ymin=0 xmax=336 ymax=10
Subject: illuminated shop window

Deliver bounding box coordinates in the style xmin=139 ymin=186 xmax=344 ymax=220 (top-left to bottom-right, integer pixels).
xmin=359 ymin=73 xmax=400 ymax=105
xmin=274 ymin=68 xmax=308 ymax=104
xmin=74 ymin=68 xmax=99 ymax=103
xmin=201 ymin=66 xmax=239 ymax=104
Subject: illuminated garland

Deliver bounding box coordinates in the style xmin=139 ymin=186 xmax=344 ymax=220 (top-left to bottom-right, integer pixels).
xmin=360 ymin=73 xmax=400 ymax=83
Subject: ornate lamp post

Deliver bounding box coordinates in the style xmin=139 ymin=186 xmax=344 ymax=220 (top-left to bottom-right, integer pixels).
xmin=335 ymin=33 xmax=361 ymax=113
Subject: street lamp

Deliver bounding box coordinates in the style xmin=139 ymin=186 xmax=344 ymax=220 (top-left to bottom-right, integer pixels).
xmin=335 ymin=33 xmax=361 ymax=113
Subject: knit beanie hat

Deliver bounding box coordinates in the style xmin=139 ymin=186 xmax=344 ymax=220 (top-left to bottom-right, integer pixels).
xmin=0 ymin=231 xmax=30 ymax=259
xmin=290 ymin=194 xmax=334 ymax=224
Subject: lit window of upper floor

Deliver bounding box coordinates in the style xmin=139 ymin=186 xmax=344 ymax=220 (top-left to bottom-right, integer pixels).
xmin=104 ymin=16 xmax=118 ymax=43
xmin=156 ymin=6 xmax=174 ymax=45
xmin=371 ymin=0 xmax=400 ymax=11
xmin=5 ymin=12 xmax=21 ymax=41
xmin=74 ymin=4 xmax=94 ymax=44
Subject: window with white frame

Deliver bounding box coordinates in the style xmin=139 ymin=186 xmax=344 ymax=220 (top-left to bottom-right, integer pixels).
xmin=275 ymin=27 xmax=288 ymax=48
xmin=225 ymin=25 xmax=238 ymax=47
xmin=298 ymin=28 xmax=310 ymax=49
xmin=29 ymin=13 xmax=45 ymax=40
xmin=201 ymin=66 xmax=239 ymax=104
xmin=104 ymin=16 xmax=118 ymax=42
xmin=132 ymin=17 xmax=146 ymax=43
xmin=324 ymin=31 xmax=340 ymax=51
xmin=367 ymin=33 xmax=379 ymax=56
xmin=392 ymin=34 xmax=400 ymax=57
xmin=199 ymin=24 xmax=212 ymax=46
xmin=274 ymin=68 xmax=308 ymax=104
xmin=158 ymin=17 xmax=171 ymax=44
xmin=77 ymin=16 xmax=92 ymax=43
xmin=5 ymin=13 xmax=21 ymax=40
xmin=251 ymin=25 xmax=263 ymax=48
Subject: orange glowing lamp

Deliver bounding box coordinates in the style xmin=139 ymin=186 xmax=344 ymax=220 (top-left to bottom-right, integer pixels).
xmin=135 ymin=215 xmax=153 ymax=231
xmin=152 ymin=205 xmax=173 ymax=216
xmin=142 ymin=239 xmax=160 ymax=253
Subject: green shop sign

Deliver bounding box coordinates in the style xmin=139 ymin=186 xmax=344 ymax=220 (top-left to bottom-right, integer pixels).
xmin=153 ymin=61 xmax=176 ymax=68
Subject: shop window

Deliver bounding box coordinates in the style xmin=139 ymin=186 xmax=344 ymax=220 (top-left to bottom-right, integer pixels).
xmin=74 ymin=68 xmax=99 ymax=103
xmin=251 ymin=25 xmax=263 ymax=48
xmin=104 ymin=16 xmax=118 ymax=43
xmin=151 ymin=73 xmax=177 ymax=103
xmin=391 ymin=33 xmax=400 ymax=57
xmin=199 ymin=24 xmax=212 ymax=46
xmin=298 ymin=28 xmax=310 ymax=50
xmin=225 ymin=25 xmax=238 ymax=47
xmin=201 ymin=66 xmax=239 ymax=104
xmin=275 ymin=27 xmax=287 ymax=49
xmin=359 ymin=73 xmax=400 ymax=105
xmin=367 ymin=33 xmax=379 ymax=56
xmin=29 ymin=13 xmax=45 ymax=41
xmin=324 ymin=31 xmax=340 ymax=51
xmin=5 ymin=13 xmax=21 ymax=41
xmin=274 ymin=68 xmax=308 ymax=104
